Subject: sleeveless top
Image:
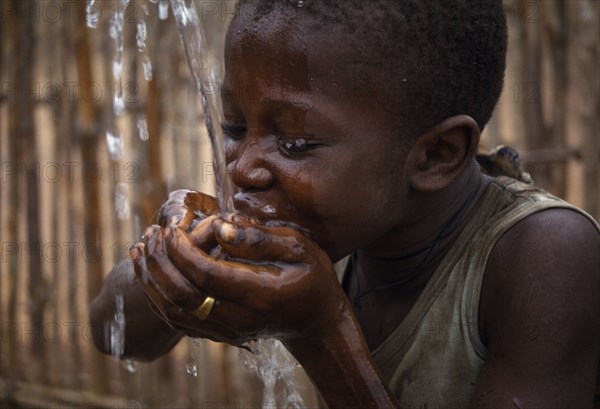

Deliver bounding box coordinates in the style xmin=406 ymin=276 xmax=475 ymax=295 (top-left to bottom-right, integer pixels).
xmin=332 ymin=176 xmax=599 ymax=408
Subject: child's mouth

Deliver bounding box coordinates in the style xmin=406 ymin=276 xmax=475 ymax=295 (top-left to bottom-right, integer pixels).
xmin=233 ymin=192 xmax=280 ymax=221
xmin=232 ymin=192 xmax=314 ymax=239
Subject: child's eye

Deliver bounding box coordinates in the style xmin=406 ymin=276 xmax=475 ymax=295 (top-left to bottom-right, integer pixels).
xmin=278 ymin=138 xmax=312 ymax=155
xmin=221 ymin=124 xmax=246 ymax=140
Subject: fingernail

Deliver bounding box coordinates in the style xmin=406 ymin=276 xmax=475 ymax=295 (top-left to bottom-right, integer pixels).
xmin=219 ymin=221 xmax=237 ymax=243
xmin=230 ymin=212 xmax=247 ymax=223
xmin=129 ymin=245 xmax=140 ymax=262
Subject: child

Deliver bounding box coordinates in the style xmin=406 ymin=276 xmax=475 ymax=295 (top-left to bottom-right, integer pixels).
xmin=90 ymin=1 xmax=600 ymax=407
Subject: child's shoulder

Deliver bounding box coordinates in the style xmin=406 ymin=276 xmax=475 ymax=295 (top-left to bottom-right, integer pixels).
xmin=482 ymin=192 xmax=599 ymax=310
xmin=473 ymin=205 xmax=599 ymax=404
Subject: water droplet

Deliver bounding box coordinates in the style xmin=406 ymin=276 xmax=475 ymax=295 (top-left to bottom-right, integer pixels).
xmin=109 ymin=20 xmax=118 ymax=40
xmin=402 ymin=78 xmax=407 ymax=82
xmin=85 ymin=0 xmax=99 ymax=28
xmin=137 ymin=118 xmax=149 ymax=141
xmin=298 ymin=1 xmax=304 ymax=8
xmin=113 ymin=89 xmax=125 ymax=116
xmin=122 ymin=359 xmax=137 ymax=373
xmin=142 ymin=55 xmax=153 ymax=81
xmin=136 ymin=20 xmax=147 ymax=52
xmin=158 ymin=0 xmax=169 ymax=20
xmin=185 ymin=360 xmax=198 ymax=377
xmin=106 ymin=130 xmax=124 ymax=161
xmin=192 ymin=338 xmax=204 ymax=347
xmin=262 ymin=205 xmax=276 ymax=216
xmin=115 ymin=183 xmax=131 ymax=220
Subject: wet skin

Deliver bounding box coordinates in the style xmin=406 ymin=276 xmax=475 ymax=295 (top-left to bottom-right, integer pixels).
xmin=90 ymin=3 xmax=600 ymax=408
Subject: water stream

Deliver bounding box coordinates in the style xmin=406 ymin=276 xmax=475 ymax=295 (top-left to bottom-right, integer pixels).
xmin=170 ymin=0 xmax=235 ymax=214
xmin=240 ymin=339 xmax=305 ymax=409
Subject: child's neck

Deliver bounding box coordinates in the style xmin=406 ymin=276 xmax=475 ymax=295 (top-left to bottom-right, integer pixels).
xmin=356 ymin=167 xmax=490 ymax=294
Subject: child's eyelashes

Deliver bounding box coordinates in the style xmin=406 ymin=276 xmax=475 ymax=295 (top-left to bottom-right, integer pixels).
xmin=222 ymin=123 xmax=319 ymax=157
xmin=221 ymin=124 xmax=247 ymax=140
xmin=278 ymin=137 xmax=319 ymax=157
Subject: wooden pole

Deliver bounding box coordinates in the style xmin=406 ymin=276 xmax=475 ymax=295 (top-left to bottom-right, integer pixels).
xmin=4 ymin=0 xmax=25 ymax=385
xmin=72 ymin=0 xmax=110 ymax=394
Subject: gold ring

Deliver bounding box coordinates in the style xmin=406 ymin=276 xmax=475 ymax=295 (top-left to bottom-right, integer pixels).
xmin=192 ymin=296 xmax=215 ymax=320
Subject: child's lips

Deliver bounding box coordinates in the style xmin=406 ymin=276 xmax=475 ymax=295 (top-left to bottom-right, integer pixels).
xmin=233 ymin=192 xmax=281 ymax=221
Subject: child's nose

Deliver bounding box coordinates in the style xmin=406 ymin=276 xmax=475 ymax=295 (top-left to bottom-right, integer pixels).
xmin=228 ymin=142 xmax=275 ymax=191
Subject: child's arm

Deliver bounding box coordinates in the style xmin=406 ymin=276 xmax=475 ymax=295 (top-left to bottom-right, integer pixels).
xmin=471 ymin=209 xmax=600 ymax=408
xmin=285 ymin=314 xmax=399 ymax=408
xmin=89 ymin=261 xmax=184 ymax=361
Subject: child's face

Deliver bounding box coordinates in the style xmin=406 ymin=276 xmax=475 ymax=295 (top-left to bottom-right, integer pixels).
xmin=222 ymin=9 xmax=409 ymax=261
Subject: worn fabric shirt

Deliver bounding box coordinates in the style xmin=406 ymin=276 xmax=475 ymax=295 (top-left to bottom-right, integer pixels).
xmin=332 ymin=176 xmax=599 ymax=408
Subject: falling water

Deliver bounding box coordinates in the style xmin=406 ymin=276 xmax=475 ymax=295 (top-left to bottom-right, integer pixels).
xmin=170 ymin=0 xmax=235 ymax=214
xmin=185 ymin=350 xmax=198 ymax=378
xmin=136 ymin=20 xmax=147 ymax=52
xmin=110 ymin=294 xmax=126 ymax=359
xmin=240 ymin=339 xmax=305 ymax=409
xmin=106 ymin=128 xmax=124 ymax=161
xmin=137 ymin=117 xmax=149 ymax=141
xmin=159 ymin=0 xmax=169 ymax=20
xmin=142 ymin=55 xmax=153 ymax=81
xmin=85 ymin=0 xmax=99 ymax=28
xmin=122 ymin=358 xmax=138 ymax=373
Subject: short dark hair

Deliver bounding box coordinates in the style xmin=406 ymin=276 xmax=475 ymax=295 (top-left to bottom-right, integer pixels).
xmin=233 ymin=0 xmax=507 ymax=138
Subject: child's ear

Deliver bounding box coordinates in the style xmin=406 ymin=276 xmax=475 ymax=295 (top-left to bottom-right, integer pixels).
xmin=406 ymin=115 xmax=480 ymax=192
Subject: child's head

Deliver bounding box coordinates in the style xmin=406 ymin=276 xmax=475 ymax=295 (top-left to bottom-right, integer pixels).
xmin=222 ymin=1 xmax=508 ymax=260
xmin=228 ymin=0 xmax=507 ymax=138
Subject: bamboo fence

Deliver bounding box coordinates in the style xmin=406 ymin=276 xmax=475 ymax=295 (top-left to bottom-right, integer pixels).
xmin=1 ymin=1 xmax=598 ymax=408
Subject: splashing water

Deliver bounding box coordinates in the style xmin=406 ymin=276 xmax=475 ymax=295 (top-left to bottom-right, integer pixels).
xmin=170 ymin=0 xmax=235 ymax=214
xmin=240 ymin=339 xmax=305 ymax=409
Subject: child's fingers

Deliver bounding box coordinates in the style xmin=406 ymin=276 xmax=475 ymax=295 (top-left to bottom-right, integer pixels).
xmin=212 ymin=218 xmax=316 ymax=264
xmin=131 ymin=229 xmax=255 ymax=340
xmin=166 ymin=226 xmax=278 ymax=306
xmin=189 ymin=215 xmax=219 ymax=251
xmin=138 ymin=226 xmax=206 ymax=311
